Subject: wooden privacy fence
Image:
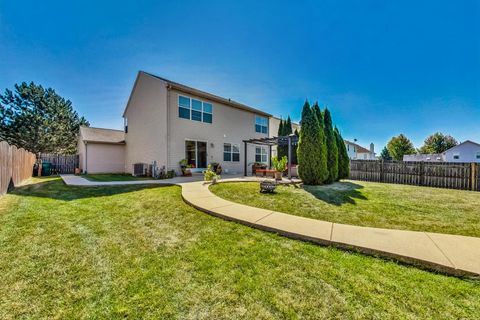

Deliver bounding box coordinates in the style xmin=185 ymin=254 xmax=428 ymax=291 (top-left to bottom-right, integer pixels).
xmin=0 ymin=141 xmax=36 ymax=196
xmin=38 ymin=153 xmax=79 ymax=174
xmin=350 ymin=160 xmax=479 ymax=191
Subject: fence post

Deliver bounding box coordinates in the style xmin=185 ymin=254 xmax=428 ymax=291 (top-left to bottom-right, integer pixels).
xmin=471 ymin=162 xmax=477 ymax=191
xmin=419 ymin=161 xmax=424 ymax=186
xmin=380 ymin=160 xmax=384 ymax=182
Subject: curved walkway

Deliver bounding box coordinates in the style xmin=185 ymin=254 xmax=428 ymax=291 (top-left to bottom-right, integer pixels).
xmin=61 ymin=175 xmax=480 ymax=277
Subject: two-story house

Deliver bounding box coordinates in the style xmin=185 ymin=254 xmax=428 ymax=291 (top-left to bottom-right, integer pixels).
xmin=78 ymin=71 xmax=292 ymax=175
xmin=344 ymin=140 xmax=376 ymax=160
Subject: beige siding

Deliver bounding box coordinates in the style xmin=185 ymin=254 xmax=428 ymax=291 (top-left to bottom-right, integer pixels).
xmin=123 ymin=73 xmax=168 ymax=173
xmin=77 ymin=132 xmax=86 ymax=172
xmin=85 ymin=143 xmax=125 ymax=173
xmin=166 ymin=88 xmax=270 ymax=174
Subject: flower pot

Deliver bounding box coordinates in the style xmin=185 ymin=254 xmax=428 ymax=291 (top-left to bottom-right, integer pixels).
xmin=274 ymin=171 xmax=282 ymax=181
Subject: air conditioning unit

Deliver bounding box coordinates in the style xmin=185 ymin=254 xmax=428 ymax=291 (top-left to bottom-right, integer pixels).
xmin=133 ymin=163 xmax=148 ymax=176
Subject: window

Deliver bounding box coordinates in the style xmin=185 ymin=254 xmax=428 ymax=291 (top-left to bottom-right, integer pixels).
xmin=223 ymin=143 xmax=240 ymax=162
xmin=255 ymin=146 xmax=268 ymax=163
xmin=453 ymin=154 xmax=460 ymax=160
xmin=178 ymin=95 xmax=213 ymax=124
xmin=255 ymin=116 xmax=268 ymax=134
xmin=476 ymin=152 xmax=480 ymax=160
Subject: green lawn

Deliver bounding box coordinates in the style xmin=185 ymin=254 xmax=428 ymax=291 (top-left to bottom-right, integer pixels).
xmin=1 ymin=178 xmax=479 ymax=319
xmin=210 ymin=180 xmax=480 ymax=237
xmin=84 ymin=173 xmax=154 ymax=181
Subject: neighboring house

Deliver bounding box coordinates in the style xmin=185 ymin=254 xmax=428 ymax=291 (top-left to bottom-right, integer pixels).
xmin=443 ymin=140 xmax=480 ymax=162
xmin=77 ymin=126 xmax=125 ymax=173
xmin=121 ymin=71 xmax=290 ymax=175
xmin=403 ymin=154 xmax=443 ymax=162
xmin=344 ymin=140 xmax=376 ymax=160
xmin=402 ymin=140 xmax=480 ymax=163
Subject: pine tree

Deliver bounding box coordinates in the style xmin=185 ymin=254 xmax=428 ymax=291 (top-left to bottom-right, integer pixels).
xmin=379 ymin=147 xmax=392 ymax=160
xmin=0 ymin=82 xmax=89 ymax=154
xmin=335 ymin=127 xmax=349 ymax=180
xmin=312 ymin=102 xmax=328 ymax=182
xmin=297 ymin=101 xmax=327 ymax=185
xmin=323 ymin=108 xmax=338 ymax=183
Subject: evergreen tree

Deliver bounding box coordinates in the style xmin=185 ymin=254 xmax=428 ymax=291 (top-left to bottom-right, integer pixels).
xmin=285 ymin=116 xmax=293 ymax=135
xmin=277 ymin=118 xmax=287 ymax=159
xmin=387 ymin=134 xmax=416 ymax=160
xmin=292 ymin=128 xmax=299 ymax=164
xmin=323 ymin=108 xmax=338 ymax=183
xmin=297 ymin=101 xmax=327 ymax=184
xmin=335 ymin=127 xmax=349 ymax=179
xmin=312 ymin=102 xmax=328 ymax=182
xmin=379 ymin=147 xmax=392 ymax=160
xmin=0 ymin=82 xmax=89 ymax=154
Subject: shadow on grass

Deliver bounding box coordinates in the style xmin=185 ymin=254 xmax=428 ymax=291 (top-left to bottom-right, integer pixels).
xmin=11 ymin=178 xmax=169 ymax=201
xmin=303 ymin=181 xmax=367 ymax=206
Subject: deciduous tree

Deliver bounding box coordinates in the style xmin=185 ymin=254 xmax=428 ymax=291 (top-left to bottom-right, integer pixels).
xmin=387 ymin=134 xmax=416 ymax=161
xmin=418 ymin=132 xmax=457 ymax=154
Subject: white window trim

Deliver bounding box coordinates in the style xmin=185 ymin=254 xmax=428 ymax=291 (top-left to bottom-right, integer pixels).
xmin=255 ymin=146 xmax=268 ymax=163
xmin=223 ymin=143 xmax=240 ymax=162
xmin=255 ymin=115 xmax=268 ymax=134
xmin=178 ymin=95 xmax=213 ymax=124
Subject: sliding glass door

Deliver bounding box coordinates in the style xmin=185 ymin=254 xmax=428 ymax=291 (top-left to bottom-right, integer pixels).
xmin=185 ymin=140 xmax=207 ymax=169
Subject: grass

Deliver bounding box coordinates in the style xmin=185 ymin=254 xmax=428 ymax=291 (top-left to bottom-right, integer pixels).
xmin=0 ymin=177 xmax=479 ymax=319
xmin=83 ymin=173 xmax=154 ymax=181
xmin=210 ymin=180 xmax=480 ymax=237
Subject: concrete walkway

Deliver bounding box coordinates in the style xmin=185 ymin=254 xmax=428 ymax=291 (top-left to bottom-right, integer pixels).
xmin=61 ymin=175 xmax=480 ymax=277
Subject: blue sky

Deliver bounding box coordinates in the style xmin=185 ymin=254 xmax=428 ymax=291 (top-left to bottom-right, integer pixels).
xmin=1 ymin=0 xmax=479 ymax=151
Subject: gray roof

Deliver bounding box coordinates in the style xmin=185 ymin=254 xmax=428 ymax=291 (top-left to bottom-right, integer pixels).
xmin=79 ymin=126 xmax=125 ymax=144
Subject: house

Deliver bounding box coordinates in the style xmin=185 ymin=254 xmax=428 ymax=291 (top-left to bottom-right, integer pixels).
xmin=77 ymin=126 xmax=125 ymax=173
xmin=119 ymin=71 xmax=290 ymax=175
xmin=403 ymin=154 xmax=443 ymax=162
xmin=402 ymin=140 xmax=480 ymax=163
xmin=344 ymin=140 xmax=376 ymax=160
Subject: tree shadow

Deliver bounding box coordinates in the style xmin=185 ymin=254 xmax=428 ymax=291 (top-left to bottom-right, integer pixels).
xmin=303 ymin=181 xmax=367 ymax=206
xmin=10 ymin=177 xmax=171 ymax=201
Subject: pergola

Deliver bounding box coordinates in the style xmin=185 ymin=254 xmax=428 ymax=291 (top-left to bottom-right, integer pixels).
xmin=242 ymin=134 xmax=298 ymax=178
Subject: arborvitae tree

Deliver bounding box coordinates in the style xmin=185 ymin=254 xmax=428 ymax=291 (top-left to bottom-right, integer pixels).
xmin=292 ymin=128 xmax=299 ymax=164
xmin=323 ymin=108 xmax=338 ymax=183
xmin=297 ymin=101 xmax=327 ymax=185
xmin=0 ymin=82 xmax=89 ymax=154
xmin=379 ymin=147 xmax=392 ymax=160
xmin=335 ymin=127 xmax=349 ymax=180
xmin=277 ymin=118 xmax=286 ymax=159
xmin=312 ymin=102 xmax=328 ymax=182
xmin=285 ymin=116 xmax=293 ymax=135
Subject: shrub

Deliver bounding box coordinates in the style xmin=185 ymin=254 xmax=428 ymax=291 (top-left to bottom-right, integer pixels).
xmin=271 ymin=155 xmax=288 ymax=172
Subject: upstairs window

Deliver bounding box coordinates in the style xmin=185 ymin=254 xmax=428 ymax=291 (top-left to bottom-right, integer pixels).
xmin=255 ymin=146 xmax=268 ymax=163
xmin=178 ymin=95 xmax=213 ymax=124
xmin=453 ymin=153 xmax=460 ymax=160
xmin=476 ymin=152 xmax=480 ymax=159
xmin=223 ymin=143 xmax=240 ymax=162
xmin=255 ymin=116 xmax=268 ymax=134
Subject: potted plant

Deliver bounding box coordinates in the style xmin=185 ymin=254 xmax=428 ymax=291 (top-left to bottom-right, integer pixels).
xmin=179 ymin=159 xmax=192 ymax=176
xmin=210 ymin=162 xmax=223 ymax=175
xmin=204 ymin=164 xmax=220 ymax=184
xmin=271 ymin=156 xmax=288 ymax=181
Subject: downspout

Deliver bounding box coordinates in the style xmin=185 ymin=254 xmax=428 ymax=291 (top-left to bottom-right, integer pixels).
xmin=84 ymin=141 xmax=88 ymax=173
xmin=166 ymin=84 xmax=171 ymax=171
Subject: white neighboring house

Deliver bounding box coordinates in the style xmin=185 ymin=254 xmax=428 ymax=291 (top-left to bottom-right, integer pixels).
xmin=403 ymin=140 xmax=480 ymax=163
xmin=344 ymin=140 xmax=376 ymax=160
xmin=443 ymin=140 xmax=480 ymax=162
